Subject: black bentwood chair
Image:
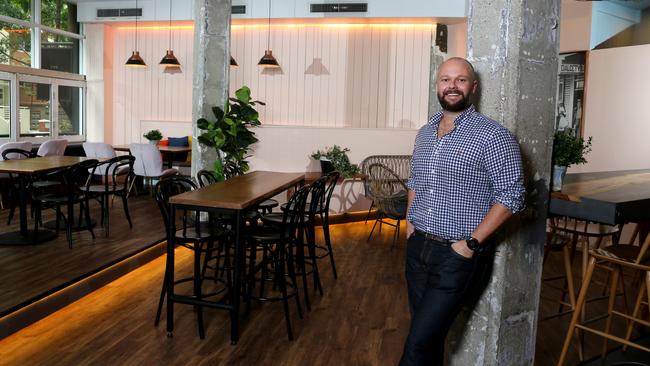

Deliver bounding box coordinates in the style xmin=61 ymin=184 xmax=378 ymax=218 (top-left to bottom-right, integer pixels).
xmin=153 ymin=176 xmax=228 ymax=339
xmin=244 ymin=184 xmax=311 ymax=340
xmin=1 ymin=148 xmax=36 ymax=226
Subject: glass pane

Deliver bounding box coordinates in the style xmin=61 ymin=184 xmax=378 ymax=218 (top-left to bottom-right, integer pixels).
xmin=58 ymin=85 xmax=81 ymax=136
xmin=0 ymin=1 xmax=31 ymax=22
xmin=41 ymin=1 xmax=78 ymax=33
xmin=0 ymin=21 xmax=32 ymax=68
xmin=19 ymin=81 xmax=51 ymax=137
xmin=41 ymin=32 xmax=79 ymax=73
xmin=0 ymin=80 xmax=10 ymax=138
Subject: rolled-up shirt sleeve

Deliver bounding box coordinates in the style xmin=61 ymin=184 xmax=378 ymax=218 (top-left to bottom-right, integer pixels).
xmin=483 ymin=128 xmax=525 ymax=213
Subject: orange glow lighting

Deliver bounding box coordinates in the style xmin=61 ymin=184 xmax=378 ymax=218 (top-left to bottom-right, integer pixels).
xmin=118 ymin=23 xmax=435 ymax=31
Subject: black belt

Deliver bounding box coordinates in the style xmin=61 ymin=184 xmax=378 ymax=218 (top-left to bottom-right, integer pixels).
xmin=413 ymin=229 xmax=456 ymax=245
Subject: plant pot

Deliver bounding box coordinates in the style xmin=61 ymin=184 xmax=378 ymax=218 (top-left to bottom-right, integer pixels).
xmin=551 ymin=165 xmax=567 ymax=192
xmin=320 ymin=160 xmax=335 ymax=174
xmin=148 ymin=139 xmax=159 ymax=146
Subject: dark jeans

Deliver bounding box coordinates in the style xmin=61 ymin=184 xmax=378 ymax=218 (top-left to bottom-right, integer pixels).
xmin=399 ymin=233 xmax=488 ymax=366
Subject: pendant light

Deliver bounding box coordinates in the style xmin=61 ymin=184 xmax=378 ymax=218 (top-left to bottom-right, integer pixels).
xmin=230 ymin=55 xmax=239 ymax=68
xmin=125 ymin=0 xmax=146 ymax=67
xmin=258 ymin=0 xmax=280 ymax=68
xmin=159 ymin=0 xmax=181 ymax=67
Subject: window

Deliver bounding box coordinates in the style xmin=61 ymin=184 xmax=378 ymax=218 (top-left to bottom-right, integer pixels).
xmin=0 ymin=1 xmax=85 ymax=142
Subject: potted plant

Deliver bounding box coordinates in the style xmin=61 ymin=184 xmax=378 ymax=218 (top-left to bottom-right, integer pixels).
xmin=197 ymin=86 xmax=264 ymax=181
xmin=551 ymin=128 xmax=592 ymax=191
xmin=143 ymin=129 xmax=163 ymax=145
xmin=311 ymin=145 xmax=360 ymax=178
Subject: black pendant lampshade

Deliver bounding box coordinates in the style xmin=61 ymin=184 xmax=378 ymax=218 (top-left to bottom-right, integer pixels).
xmin=230 ymin=55 xmax=239 ymax=67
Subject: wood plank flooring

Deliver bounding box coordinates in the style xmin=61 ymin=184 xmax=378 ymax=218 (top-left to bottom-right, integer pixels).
xmin=0 ymin=195 xmax=166 ymax=315
xmin=0 ymin=220 xmax=647 ymax=365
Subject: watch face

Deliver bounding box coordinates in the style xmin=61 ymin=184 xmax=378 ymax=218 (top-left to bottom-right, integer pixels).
xmin=467 ymin=238 xmax=480 ymax=251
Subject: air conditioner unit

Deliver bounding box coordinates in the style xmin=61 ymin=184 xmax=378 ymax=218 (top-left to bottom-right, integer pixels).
xmin=97 ymin=8 xmax=142 ymax=18
xmin=232 ymin=5 xmax=246 ymax=15
xmin=310 ymin=3 xmax=368 ymax=13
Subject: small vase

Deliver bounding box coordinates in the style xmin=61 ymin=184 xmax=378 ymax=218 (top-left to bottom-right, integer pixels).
xmin=551 ymin=165 xmax=567 ymax=192
xmin=148 ymin=139 xmax=159 ymax=146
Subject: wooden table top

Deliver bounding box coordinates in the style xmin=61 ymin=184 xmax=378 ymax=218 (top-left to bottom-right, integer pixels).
xmin=113 ymin=145 xmax=192 ymax=153
xmin=549 ymin=169 xmax=650 ymax=224
xmin=170 ymin=171 xmax=305 ymax=210
xmin=0 ymin=156 xmax=92 ymax=174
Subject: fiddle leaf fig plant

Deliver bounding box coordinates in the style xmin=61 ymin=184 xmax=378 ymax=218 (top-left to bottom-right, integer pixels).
xmin=197 ymin=86 xmax=265 ymax=181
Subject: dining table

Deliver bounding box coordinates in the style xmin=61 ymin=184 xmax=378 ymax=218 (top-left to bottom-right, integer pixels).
xmin=165 ymin=171 xmax=305 ymax=344
xmin=549 ymin=169 xmax=650 ymax=226
xmin=0 ymin=156 xmax=95 ymax=246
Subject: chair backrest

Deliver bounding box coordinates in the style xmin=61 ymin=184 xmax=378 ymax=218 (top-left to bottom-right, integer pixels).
xmin=130 ymin=143 xmax=165 ymax=177
xmin=90 ymin=155 xmax=135 ymax=192
xmin=1 ymin=148 xmax=34 ymax=160
xmin=83 ymin=142 xmax=117 ymax=159
xmin=283 ymin=184 xmax=312 ymax=239
xmin=322 ymin=171 xmax=340 ymax=213
xmin=153 ymin=176 xmax=197 ymax=234
xmin=308 ymin=175 xmax=329 ymax=217
xmin=359 ymin=155 xmax=411 ymax=199
xmin=366 ymin=163 xmax=408 ymax=218
xmin=37 ymin=139 xmax=68 ymax=157
xmin=0 ymin=141 xmax=33 ymax=160
xmin=197 ymin=169 xmax=219 ymax=188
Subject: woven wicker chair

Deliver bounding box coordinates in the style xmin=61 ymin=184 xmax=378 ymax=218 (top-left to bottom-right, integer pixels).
xmin=365 ymin=163 xmax=408 ymax=247
xmin=359 ymin=155 xmax=411 ymax=224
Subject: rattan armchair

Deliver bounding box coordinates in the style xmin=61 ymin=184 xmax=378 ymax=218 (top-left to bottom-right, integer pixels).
xmin=365 ymin=163 xmax=409 ymax=246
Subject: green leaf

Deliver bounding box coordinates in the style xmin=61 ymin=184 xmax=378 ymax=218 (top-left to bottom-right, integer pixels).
xmin=197 ymin=118 xmax=211 ymax=130
xmin=235 ymin=86 xmax=251 ymax=104
xmin=212 ymin=106 xmax=225 ymax=121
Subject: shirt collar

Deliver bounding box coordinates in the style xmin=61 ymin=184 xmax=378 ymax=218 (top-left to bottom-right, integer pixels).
xmin=428 ymin=104 xmax=476 ymax=129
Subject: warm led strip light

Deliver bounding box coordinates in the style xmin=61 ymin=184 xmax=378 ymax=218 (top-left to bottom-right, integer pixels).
xmin=118 ymin=23 xmax=435 ymax=31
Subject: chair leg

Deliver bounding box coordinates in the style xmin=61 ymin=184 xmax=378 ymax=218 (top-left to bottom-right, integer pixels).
xmin=367 ymin=215 xmax=381 ymax=241
xmin=84 ymin=199 xmax=95 ymax=240
xmin=600 ymin=266 xmax=621 ymax=357
xmin=623 ymin=271 xmax=647 ymax=351
xmin=121 ymin=193 xmax=133 ymax=228
xmin=194 ymin=244 xmax=205 ymax=339
xmin=322 ymin=212 xmax=337 ymax=279
xmin=364 ymin=201 xmax=374 ymax=224
xmin=276 ymin=243 xmax=294 ymax=341
xmin=558 ymin=256 xmax=597 ymax=366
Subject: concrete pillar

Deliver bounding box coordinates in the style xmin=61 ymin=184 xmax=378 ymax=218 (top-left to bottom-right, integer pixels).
xmin=447 ymin=1 xmax=560 ymax=365
xmin=190 ymin=0 xmax=232 ymax=178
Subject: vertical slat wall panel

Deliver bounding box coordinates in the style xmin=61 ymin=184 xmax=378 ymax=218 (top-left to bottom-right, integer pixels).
xmin=112 ymin=22 xmax=194 ymax=144
xmin=110 ymin=23 xmax=431 ymax=145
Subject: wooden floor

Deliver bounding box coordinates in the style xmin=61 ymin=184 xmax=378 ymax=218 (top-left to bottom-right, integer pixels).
xmin=0 ymin=220 xmax=648 ymax=365
xmin=0 ymin=194 xmax=166 ymax=315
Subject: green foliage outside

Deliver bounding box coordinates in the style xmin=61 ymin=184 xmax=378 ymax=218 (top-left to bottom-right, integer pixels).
xmin=552 ymin=129 xmax=592 ymax=167
xmin=1 ymin=0 xmax=73 ymax=66
xmin=311 ymin=145 xmax=360 ymax=178
xmin=197 ymin=86 xmax=264 ymax=181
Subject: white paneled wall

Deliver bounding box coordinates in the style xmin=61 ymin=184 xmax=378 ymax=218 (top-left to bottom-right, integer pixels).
xmin=107 ymin=21 xmax=432 ymax=144
xmin=230 ymin=23 xmax=433 ymax=129
xmin=110 ymin=22 xmax=194 ymax=144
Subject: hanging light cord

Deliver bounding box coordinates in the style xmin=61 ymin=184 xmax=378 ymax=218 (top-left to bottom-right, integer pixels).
xmin=135 ymin=0 xmax=139 ymax=51
xmin=267 ymin=0 xmax=272 ymax=49
xmin=168 ymin=0 xmax=172 ymax=49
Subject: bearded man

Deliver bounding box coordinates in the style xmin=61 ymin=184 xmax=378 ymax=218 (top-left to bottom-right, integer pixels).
xmin=399 ymin=57 xmax=525 ymax=365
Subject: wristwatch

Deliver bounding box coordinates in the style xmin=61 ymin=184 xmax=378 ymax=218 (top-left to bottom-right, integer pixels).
xmin=466 ymin=237 xmax=481 ymax=253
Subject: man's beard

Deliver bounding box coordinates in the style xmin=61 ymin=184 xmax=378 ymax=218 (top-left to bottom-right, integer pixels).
xmin=437 ymin=90 xmax=472 ymax=112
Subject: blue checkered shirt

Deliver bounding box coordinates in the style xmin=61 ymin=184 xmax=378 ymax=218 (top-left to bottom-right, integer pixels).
xmin=406 ymin=105 xmax=525 ymax=240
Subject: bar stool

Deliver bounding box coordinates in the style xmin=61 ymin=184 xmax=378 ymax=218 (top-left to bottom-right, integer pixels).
xmin=244 ymin=184 xmax=311 ymax=340
xmin=557 ymin=233 xmax=650 ymax=365
xmin=153 ymin=176 xmax=227 ymax=339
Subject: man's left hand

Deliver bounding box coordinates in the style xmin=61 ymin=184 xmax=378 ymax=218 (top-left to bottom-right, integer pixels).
xmin=451 ymin=240 xmax=474 ymax=259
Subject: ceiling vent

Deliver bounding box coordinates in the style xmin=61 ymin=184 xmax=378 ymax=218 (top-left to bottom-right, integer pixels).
xmin=97 ymin=8 xmax=142 ymax=18
xmin=310 ymin=3 xmax=368 ymax=13
xmin=232 ymin=5 xmax=246 ymax=14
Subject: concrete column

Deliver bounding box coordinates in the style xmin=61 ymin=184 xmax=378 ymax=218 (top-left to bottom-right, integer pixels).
xmin=447 ymin=1 xmax=560 ymax=365
xmin=190 ymin=0 xmax=232 ymax=178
